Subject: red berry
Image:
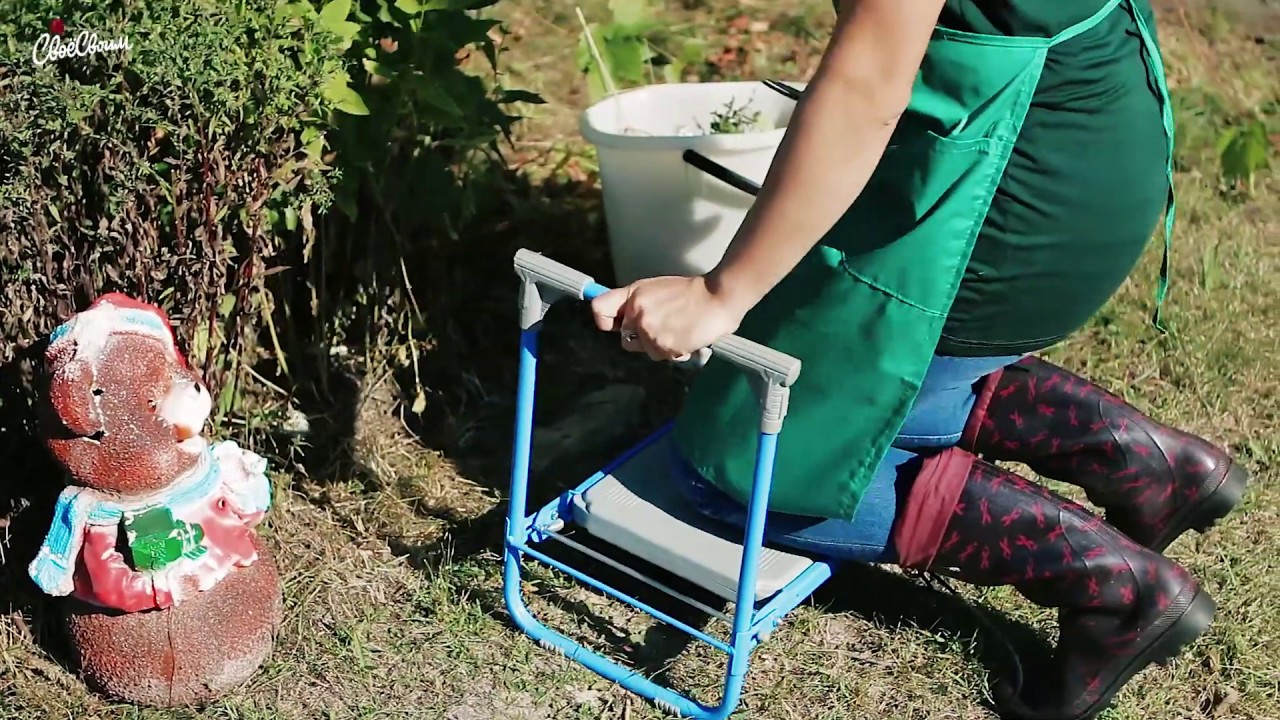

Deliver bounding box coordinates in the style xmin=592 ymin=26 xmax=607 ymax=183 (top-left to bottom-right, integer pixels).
xmin=50 ymin=18 xmax=64 ymax=35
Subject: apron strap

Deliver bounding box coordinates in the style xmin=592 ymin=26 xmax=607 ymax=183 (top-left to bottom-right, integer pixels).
xmin=1047 ymin=0 xmax=1125 ymax=47
xmin=1047 ymin=0 xmax=1176 ymax=333
xmin=1128 ymin=3 xmax=1177 ymax=333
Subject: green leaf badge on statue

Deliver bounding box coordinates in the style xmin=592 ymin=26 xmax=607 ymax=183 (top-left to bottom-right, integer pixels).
xmin=124 ymin=507 xmax=207 ymax=572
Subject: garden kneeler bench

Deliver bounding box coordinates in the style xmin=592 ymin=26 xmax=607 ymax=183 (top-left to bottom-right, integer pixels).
xmin=503 ymin=249 xmax=835 ymax=719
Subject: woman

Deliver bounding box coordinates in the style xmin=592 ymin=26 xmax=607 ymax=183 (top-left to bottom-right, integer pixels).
xmin=590 ymin=1 xmax=1248 ymax=719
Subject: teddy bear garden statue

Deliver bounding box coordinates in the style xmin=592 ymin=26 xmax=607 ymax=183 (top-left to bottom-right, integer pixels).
xmin=26 ymin=293 xmax=283 ymax=706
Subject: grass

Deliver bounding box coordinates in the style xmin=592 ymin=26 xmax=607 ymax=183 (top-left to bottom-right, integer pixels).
xmin=2 ymin=0 xmax=1279 ymax=718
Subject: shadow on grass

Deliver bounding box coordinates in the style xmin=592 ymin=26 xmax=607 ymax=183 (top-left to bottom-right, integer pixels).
xmin=282 ymin=157 xmax=1048 ymax=709
xmin=491 ymin=532 xmax=719 ymax=693
xmin=277 ymin=156 xmax=712 ymax=683
xmin=284 ymin=152 xmax=685 ymax=531
xmin=816 ymin=563 xmax=1050 ymax=709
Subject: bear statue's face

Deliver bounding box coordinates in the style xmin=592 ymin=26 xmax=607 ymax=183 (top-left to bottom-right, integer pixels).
xmin=41 ymin=294 xmax=212 ymax=497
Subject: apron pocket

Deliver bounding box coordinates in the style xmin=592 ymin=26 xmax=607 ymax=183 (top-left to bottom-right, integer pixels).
xmin=826 ymin=131 xmax=1011 ymax=315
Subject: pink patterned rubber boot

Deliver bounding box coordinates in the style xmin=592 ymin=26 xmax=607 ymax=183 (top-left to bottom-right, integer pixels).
xmin=960 ymin=356 xmax=1247 ymax=552
xmin=894 ymin=448 xmax=1215 ymax=720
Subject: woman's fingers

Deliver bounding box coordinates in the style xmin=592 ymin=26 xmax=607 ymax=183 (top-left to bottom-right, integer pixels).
xmin=619 ymin=318 xmax=668 ymax=360
xmin=591 ymin=279 xmax=691 ymax=361
xmin=590 ymin=287 xmax=631 ymax=332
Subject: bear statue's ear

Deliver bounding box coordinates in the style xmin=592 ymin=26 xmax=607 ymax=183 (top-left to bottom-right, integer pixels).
xmin=47 ymin=357 xmax=105 ymax=439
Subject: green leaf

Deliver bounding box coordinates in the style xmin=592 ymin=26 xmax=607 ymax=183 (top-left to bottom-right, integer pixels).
xmin=334 ymin=185 xmax=359 ymax=220
xmin=336 ymin=20 xmax=361 ymax=43
xmin=317 ymin=0 xmax=352 ymax=32
xmin=362 ymin=58 xmax=395 ymax=80
xmin=679 ymin=37 xmax=708 ymax=66
xmin=581 ymin=60 xmax=608 ymax=102
xmin=217 ymin=369 xmax=238 ymax=416
xmin=421 ymin=84 xmax=463 ymax=117
xmin=284 ymin=206 xmax=299 ymax=231
xmin=578 ymin=24 xmax=654 ymax=98
xmin=605 ymin=34 xmax=651 ymax=85
xmin=435 ymin=14 xmax=501 ymax=49
xmin=218 ymin=294 xmax=236 ymax=317
xmin=278 ymin=1 xmax=316 ymax=20
xmin=1201 ymin=241 xmax=1221 ymax=291
xmin=1214 ymin=126 xmax=1238 ymax=156
xmin=609 ymin=0 xmax=650 ymax=26
xmin=1219 ymin=119 xmax=1271 ymax=188
xmin=189 ymin=323 xmax=209 ymax=363
xmin=305 ymin=135 xmax=327 ymax=162
xmin=315 ymin=0 xmax=359 ymax=48
xmin=397 ymin=0 xmax=457 ymax=10
xmin=322 ymin=74 xmax=370 ymax=116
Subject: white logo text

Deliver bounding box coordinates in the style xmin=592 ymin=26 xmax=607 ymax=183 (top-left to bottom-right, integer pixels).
xmin=32 ymin=30 xmax=131 ymax=67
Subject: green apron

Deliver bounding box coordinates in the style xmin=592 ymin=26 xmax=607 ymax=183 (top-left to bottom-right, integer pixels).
xmin=673 ymin=0 xmax=1176 ymax=520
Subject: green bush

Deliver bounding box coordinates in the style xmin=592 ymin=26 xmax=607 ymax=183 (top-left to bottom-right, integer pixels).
xmin=0 ymin=0 xmax=537 ymax=571
xmin=0 ymin=0 xmax=337 ymax=393
xmin=287 ymin=0 xmax=542 ymax=368
xmin=0 ymin=0 xmax=535 ymax=399
xmin=312 ymin=0 xmax=538 ymax=228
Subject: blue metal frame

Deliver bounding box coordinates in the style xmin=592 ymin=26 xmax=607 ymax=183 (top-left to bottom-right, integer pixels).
xmin=503 ymin=283 xmax=833 ymax=719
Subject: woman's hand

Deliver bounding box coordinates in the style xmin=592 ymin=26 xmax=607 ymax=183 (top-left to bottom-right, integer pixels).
xmin=590 ymin=275 xmax=745 ymax=361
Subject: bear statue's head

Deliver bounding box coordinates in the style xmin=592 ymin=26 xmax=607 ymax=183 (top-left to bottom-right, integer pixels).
xmin=40 ymin=293 xmax=212 ymax=497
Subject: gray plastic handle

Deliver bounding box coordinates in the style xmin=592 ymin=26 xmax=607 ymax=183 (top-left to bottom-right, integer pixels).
xmin=707 ymin=334 xmax=801 ymax=388
xmin=513 ymin=249 xmax=802 ymax=391
xmin=514 ymin=248 xmax=594 ymax=301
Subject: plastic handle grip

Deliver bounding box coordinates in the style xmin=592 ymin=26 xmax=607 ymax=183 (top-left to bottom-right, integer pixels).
xmin=707 ymin=334 xmax=801 ymax=388
xmin=513 ymin=249 xmax=801 ymax=388
xmin=514 ymin=248 xmax=595 ymax=300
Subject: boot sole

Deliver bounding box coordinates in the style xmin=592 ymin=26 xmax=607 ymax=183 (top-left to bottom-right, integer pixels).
xmin=1076 ymin=585 xmax=1217 ymax=720
xmin=993 ymin=584 xmax=1215 ymax=720
xmin=1150 ymin=461 xmax=1249 ymax=553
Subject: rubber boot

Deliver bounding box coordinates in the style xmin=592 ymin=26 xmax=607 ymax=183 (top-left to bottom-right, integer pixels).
xmin=893 ymin=449 xmax=1215 ymax=720
xmin=961 ymin=356 xmax=1247 ymax=552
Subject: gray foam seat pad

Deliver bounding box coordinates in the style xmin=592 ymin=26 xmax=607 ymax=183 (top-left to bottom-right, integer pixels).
xmin=570 ymin=434 xmax=814 ymax=603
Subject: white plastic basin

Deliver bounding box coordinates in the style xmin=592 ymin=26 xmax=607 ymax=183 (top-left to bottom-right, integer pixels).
xmin=580 ymin=81 xmax=801 ymax=285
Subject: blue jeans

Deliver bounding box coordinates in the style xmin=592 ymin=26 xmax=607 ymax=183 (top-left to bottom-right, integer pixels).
xmin=679 ymin=354 xmax=1024 ymax=564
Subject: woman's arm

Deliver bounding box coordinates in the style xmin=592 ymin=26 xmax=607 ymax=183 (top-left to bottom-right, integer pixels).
xmin=707 ymin=0 xmax=944 ymax=313
xmin=591 ymin=0 xmax=945 ymax=360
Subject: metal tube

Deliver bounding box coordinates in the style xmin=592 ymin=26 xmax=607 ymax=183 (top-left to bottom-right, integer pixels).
xmin=727 ymin=432 xmax=780 ymax=675
xmin=544 ymin=530 xmax=733 ymax=623
xmin=515 ymin=541 xmax=733 ymax=655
